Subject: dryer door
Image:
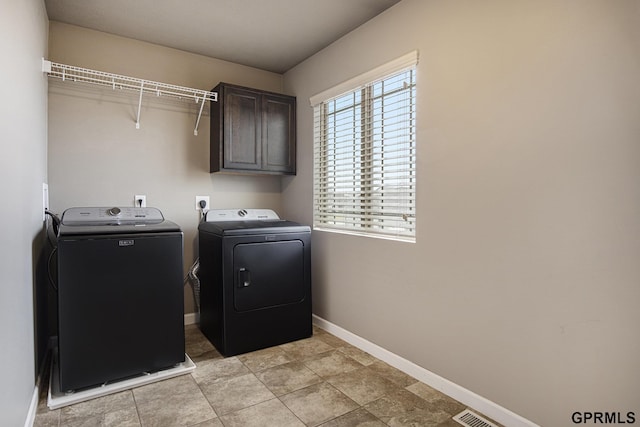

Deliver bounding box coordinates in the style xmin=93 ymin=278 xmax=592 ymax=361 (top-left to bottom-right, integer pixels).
xmin=233 ymin=240 xmax=305 ymax=312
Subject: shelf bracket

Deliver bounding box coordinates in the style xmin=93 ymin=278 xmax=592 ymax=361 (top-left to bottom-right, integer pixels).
xmin=136 ymin=81 xmax=144 ymax=129
xmin=42 ymin=58 xmax=52 ymax=73
xmin=194 ymin=95 xmax=207 ymax=136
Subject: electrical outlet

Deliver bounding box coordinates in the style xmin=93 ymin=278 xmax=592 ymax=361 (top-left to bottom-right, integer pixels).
xmin=134 ymin=195 xmax=147 ymax=207
xmin=42 ymin=183 xmax=49 ymax=221
xmin=195 ymin=196 xmax=210 ymax=211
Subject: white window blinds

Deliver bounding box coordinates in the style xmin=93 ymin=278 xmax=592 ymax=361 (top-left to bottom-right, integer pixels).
xmin=311 ymin=52 xmax=417 ymax=242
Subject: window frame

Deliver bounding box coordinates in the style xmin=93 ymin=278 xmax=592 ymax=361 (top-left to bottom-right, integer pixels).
xmin=311 ymin=52 xmax=418 ymax=242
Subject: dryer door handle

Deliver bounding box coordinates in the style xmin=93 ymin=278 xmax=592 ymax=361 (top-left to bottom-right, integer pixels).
xmin=238 ymin=268 xmax=251 ymax=288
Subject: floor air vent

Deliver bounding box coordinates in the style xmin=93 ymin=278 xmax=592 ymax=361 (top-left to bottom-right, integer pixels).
xmin=453 ymin=409 xmax=499 ymax=427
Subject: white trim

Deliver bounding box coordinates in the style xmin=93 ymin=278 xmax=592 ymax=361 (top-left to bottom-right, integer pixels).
xmin=25 ymin=336 xmax=57 ymax=426
xmin=23 ymin=386 xmax=38 ymax=427
xmin=313 ymin=226 xmax=416 ymax=244
xmin=312 ymin=315 xmax=539 ymax=427
xmin=309 ymin=50 xmax=418 ymax=106
xmin=184 ymin=312 xmax=199 ymax=325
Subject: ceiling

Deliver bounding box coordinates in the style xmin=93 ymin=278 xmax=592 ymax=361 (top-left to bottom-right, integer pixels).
xmin=44 ymin=0 xmax=401 ymax=74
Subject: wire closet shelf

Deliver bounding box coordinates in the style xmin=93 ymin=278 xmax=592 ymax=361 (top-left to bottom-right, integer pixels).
xmin=42 ymin=59 xmax=218 ymax=135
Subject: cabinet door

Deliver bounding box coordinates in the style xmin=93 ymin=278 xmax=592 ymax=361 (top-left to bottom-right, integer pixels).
xmin=224 ymin=87 xmax=262 ymax=170
xmin=262 ymin=94 xmax=296 ymax=174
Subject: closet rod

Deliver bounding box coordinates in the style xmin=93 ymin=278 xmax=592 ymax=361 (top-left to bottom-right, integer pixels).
xmin=42 ymin=59 xmax=217 ymax=135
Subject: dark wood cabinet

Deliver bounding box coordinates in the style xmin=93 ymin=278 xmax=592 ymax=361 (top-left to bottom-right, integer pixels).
xmin=210 ymin=82 xmax=296 ymax=175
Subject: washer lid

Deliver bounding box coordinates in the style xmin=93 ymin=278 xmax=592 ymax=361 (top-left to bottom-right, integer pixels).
xmin=59 ymin=207 xmax=181 ymax=235
xmin=61 ymin=207 xmax=165 ymax=225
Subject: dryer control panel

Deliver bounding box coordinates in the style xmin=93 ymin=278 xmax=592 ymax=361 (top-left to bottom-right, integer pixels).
xmin=204 ymin=209 xmax=280 ymax=222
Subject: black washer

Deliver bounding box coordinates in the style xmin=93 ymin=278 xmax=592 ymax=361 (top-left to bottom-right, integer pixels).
xmin=56 ymin=207 xmax=185 ymax=391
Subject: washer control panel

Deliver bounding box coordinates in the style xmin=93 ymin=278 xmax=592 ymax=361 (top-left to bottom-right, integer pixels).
xmin=61 ymin=207 xmax=165 ymax=225
xmin=205 ymin=209 xmax=280 ymax=222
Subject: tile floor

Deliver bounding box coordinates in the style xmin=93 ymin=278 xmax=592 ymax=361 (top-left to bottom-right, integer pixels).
xmin=33 ymin=325 xmax=499 ymax=426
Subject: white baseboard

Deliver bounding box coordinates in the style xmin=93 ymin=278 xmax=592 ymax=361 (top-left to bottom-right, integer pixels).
xmin=24 ymin=386 xmax=39 ymax=427
xmin=25 ymin=336 xmax=57 ymax=427
xmin=184 ymin=312 xmax=199 ymax=326
xmin=312 ymin=315 xmax=538 ymax=427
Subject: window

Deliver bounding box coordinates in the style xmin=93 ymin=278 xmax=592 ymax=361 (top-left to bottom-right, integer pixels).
xmin=311 ymin=52 xmax=417 ymax=242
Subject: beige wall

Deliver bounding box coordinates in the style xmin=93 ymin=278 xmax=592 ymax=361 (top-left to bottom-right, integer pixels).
xmin=47 ymin=22 xmax=287 ymax=314
xmin=283 ymin=1 xmax=640 ymax=425
xmin=0 ymin=0 xmax=49 ymax=424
